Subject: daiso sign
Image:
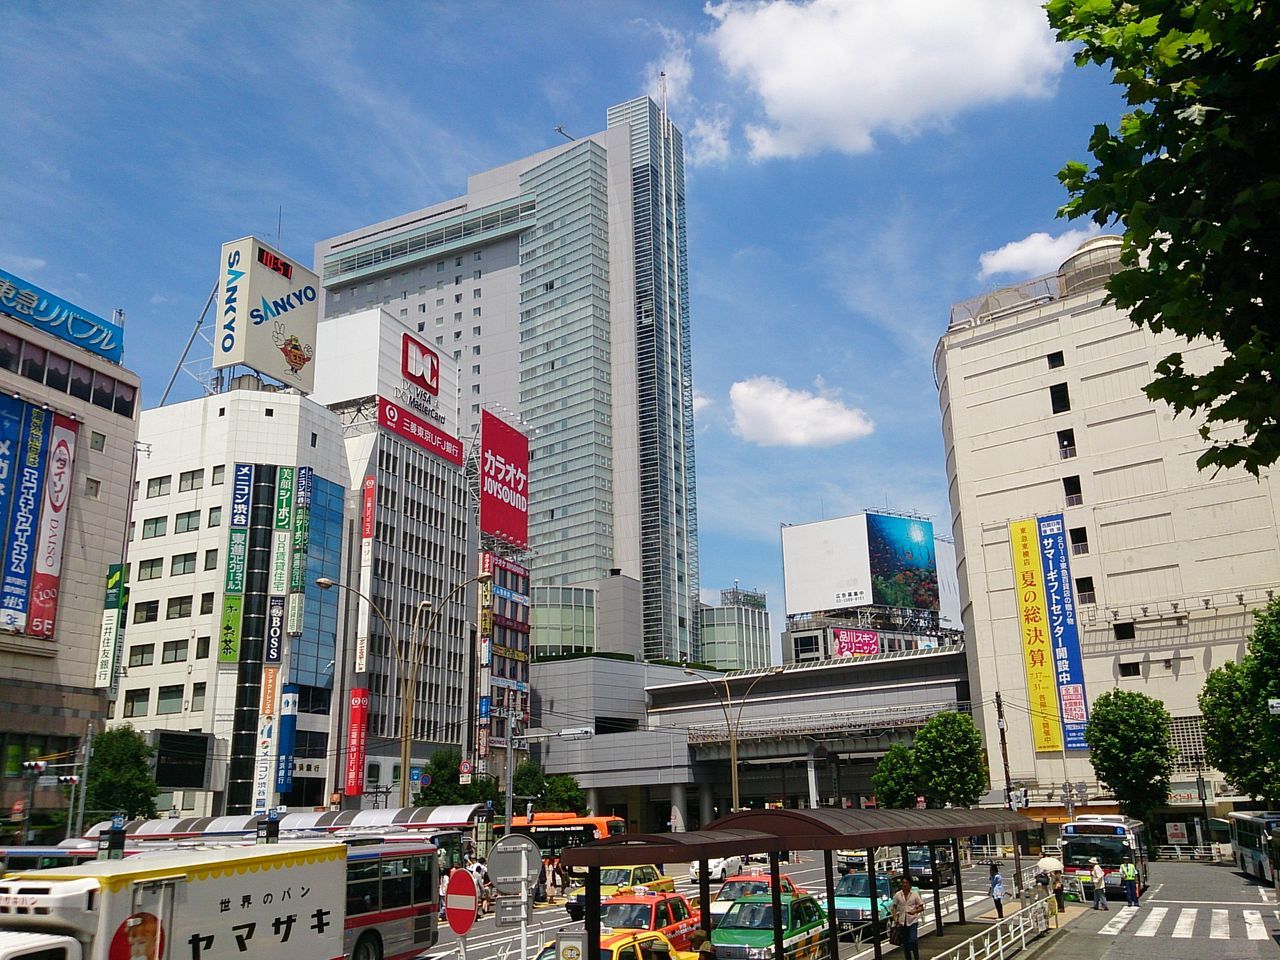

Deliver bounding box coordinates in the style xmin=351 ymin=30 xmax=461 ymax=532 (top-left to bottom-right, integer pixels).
xmin=402 ymin=333 xmax=439 ymax=395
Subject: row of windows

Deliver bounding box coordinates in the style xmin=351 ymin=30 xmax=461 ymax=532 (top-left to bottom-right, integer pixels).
xmin=128 ymin=634 xmax=212 ymax=666
xmin=136 ymin=506 xmax=222 ymax=539
xmin=132 ymin=592 xmax=215 ymax=623
xmin=0 ymin=328 xmax=137 ymax=418
xmin=135 ymin=550 xmax=218 ymax=579
xmin=142 ymin=466 xmax=225 ymax=499
xmin=121 ymin=682 xmax=206 ymax=718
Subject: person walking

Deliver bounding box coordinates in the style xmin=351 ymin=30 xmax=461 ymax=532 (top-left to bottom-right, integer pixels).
xmin=892 ymin=875 xmax=925 ymax=960
xmin=988 ymin=864 xmax=1005 ymax=919
xmin=1052 ymin=871 xmax=1066 ymax=913
xmin=1120 ymin=856 xmax=1139 ymax=906
xmin=1089 ymin=858 xmax=1109 ymax=910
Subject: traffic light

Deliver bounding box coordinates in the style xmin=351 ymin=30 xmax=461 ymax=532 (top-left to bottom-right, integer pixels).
xmin=21 ymin=761 xmax=47 ymax=775
xmin=58 ymin=775 xmax=79 ymax=785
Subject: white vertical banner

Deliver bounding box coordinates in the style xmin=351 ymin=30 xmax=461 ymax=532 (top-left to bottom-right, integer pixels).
xmin=251 ymin=665 xmax=281 ymax=815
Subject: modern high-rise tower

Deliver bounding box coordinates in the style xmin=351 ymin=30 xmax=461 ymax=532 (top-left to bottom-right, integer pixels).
xmin=317 ymin=97 xmax=699 ymax=661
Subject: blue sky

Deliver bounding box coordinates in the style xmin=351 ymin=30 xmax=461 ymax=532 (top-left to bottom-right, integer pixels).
xmin=3 ymin=1 xmax=1123 ymax=641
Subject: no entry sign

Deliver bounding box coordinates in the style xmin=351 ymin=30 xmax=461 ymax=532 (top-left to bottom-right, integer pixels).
xmin=446 ymin=867 xmax=479 ymax=936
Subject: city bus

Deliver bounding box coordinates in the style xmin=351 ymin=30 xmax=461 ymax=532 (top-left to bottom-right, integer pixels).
xmin=496 ymin=812 xmax=626 ymax=859
xmin=0 ymin=844 xmax=98 ymax=872
xmin=342 ymin=839 xmax=439 ymax=960
xmin=1060 ymin=815 xmax=1148 ymax=900
xmin=1228 ymin=811 xmax=1280 ymax=882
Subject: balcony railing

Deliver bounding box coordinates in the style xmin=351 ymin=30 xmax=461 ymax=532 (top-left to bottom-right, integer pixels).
xmin=1071 ymin=542 xmax=1089 ymax=555
xmin=1065 ymin=494 xmax=1083 ymax=507
xmin=1059 ymin=446 xmax=1077 ymax=459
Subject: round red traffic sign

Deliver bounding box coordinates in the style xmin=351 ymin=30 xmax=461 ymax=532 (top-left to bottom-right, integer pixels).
xmin=459 ymin=760 xmax=473 ymax=775
xmin=445 ymin=867 xmax=479 ymax=936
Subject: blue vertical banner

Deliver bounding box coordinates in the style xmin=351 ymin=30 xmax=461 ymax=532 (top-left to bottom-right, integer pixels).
xmin=0 ymin=396 xmax=26 ymax=564
xmin=1037 ymin=514 xmax=1090 ymax=749
xmin=275 ymin=684 xmax=299 ymax=793
xmin=1 ymin=405 xmax=49 ymax=632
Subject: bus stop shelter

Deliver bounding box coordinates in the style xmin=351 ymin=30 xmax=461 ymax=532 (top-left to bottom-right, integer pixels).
xmin=560 ymin=807 xmax=1034 ymax=960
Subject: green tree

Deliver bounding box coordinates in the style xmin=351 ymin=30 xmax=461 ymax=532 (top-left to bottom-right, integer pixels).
xmin=912 ymin=712 xmax=987 ymax=808
xmin=84 ymin=726 xmax=158 ymax=819
xmin=412 ymin=749 xmax=500 ymax=808
xmin=1199 ymin=599 xmax=1280 ymax=802
xmin=543 ymin=774 xmax=586 ymax=814
xmin=1084 ymin=690 xmax=1175 ymax=828
xmin=1048 ymin=0 xmax=1280 ymax=475
xmin=871 ymin=742 xmax=919 ymax=809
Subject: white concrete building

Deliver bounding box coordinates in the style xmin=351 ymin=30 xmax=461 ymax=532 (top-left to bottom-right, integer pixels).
xmin=936 ymin=235 xmax=1280 ymax=819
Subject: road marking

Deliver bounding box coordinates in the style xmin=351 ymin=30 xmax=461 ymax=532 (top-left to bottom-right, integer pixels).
xmin=1099 ymin=906 xmax=1138 ymax=935
xmin=1171 ymin=908 xmax=1197 ymax=938
xmin=1244 ymin=910 xmax=1269 ymax=940
xmin=1147 ymin=899 xmax=1271 ymax=906
xmin=1210 ymin=909 xmax=1230 ymax=940
xmin=1146 ymin=884 xmax=1163 ymax=899
xmin=1134 ymin=907 xmax=1167 ymax=937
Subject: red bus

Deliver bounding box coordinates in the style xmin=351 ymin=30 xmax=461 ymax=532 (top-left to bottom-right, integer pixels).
xmin=342 ymin=839 xmax=439 ymax=960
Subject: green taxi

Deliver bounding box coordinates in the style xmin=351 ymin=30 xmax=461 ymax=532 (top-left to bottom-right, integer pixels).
xmin=709 ymin=893 xmax=828 ymax=960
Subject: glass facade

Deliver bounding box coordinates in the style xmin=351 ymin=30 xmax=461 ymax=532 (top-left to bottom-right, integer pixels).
xmin=529 ymin=585 xmax=597 ymax=657
xmin=295 ymin=475 xmax=343 ymax=693
xmin=699 ymin=603 xmax=771 ymax=671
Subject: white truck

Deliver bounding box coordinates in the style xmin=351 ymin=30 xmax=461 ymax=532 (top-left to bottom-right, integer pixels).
xmin=0 ymin=841 xmax=346 ymax=960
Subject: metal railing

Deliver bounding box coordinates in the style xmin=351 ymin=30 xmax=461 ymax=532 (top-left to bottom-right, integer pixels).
xmin=1156 ymin=844 xmax=1219 ymax=862
xmin=686 ymin=700 xmax=969 ymax=744
xmin=931 ymin=900 xmax=1050 ymax=960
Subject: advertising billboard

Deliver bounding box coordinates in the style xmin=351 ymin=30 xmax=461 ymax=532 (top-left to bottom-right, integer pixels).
xmin=344 ymin=687 xmax=370 ymax=796
xmin=1 ymin=405 xmax=50 ymax=632
xmin=276 ymin=684 xmax=299 ymax=793
xmin=1009 ymin=518 xmax=1064 ymax=752
xmin=94 ymin=564 xmax=125 ymax=688
xmin=832 ymin=627 xmax=879 ymax=657
xmin=214 ymin=237 xmax=319 ymax=393
xmin=355 ymin=476 xmax=375 ymax=673
xmin=220 ymin=463 xmax=253 ymax=664
xmin=377 ymin=397 xmax=463 ymax=465
xmin=865 ymin=513 xmax=938 ymax=610
xmin=1036 ymin=514 xmax=1090 ymax=750
xmin=0 ymin=265 xmax=124 ymax=364
xmin=479 ymin=410 xmax=530 ymax=549
xmin=28 ymin=413 xmax=77 ymax=638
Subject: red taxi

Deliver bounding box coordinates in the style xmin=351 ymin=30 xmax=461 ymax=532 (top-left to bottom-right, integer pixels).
xmin=600 ymin=888 xmax=703 ymax=951
xmin=707 ymin=871 xmax=803 ymax=928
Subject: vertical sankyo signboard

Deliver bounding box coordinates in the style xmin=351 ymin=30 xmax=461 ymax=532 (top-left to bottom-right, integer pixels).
xmin=1009 ymin=518 xmax=1064 ymax=752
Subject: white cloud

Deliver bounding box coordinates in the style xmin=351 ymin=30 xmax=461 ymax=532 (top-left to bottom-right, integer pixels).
xmin=692 ymin=389 xmax=715 ymax=415
xmin=1 ymin=254 xmax=46 ymax=274
xmin=705 ymin=0 xmax=1065 ymax=159
xmin=729 ymin=376 xmax=874 ymax=447
xmin=642 ymin=23 xmax=695 ymax=109
xmin=977 ymin=224 xmax=1103 ymax=278
xmin=686 ymin=110 xmax=732 ymax=166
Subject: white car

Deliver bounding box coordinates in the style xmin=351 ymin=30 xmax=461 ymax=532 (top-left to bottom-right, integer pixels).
xmin=689 ymin=855 xmax=744 ymax=882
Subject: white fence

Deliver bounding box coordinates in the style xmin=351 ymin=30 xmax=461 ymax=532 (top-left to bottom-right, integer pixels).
xmin=931 ymin=900 xmax=1051 ymax=960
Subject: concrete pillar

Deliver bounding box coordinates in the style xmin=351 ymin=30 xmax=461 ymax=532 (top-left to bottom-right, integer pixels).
xmin=807 ymin=756 xmax=820 ymax=808
xmin=585 ymin=787 xmax=600 ymax=816
xmin=670 ymin=782 xmax=688 ymax=832
xmin=699 ymin=782 xmax=715 ymax=826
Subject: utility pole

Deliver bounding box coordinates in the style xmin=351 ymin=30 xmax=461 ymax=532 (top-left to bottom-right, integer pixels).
xmin=74 ymin=724 xmax=93 ymax=839
xmin=994 ymin=691 xmax=1023 ymax=893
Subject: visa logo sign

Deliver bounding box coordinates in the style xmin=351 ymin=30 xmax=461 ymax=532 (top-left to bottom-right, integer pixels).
xmin=402 ymin=334 xmax=439 ymax=395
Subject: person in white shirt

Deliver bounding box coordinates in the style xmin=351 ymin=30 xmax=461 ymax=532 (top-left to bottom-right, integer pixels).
xmin=892 ymin=875 xmax=925 ymax=960
xmin=1089 ymin=858 xmax=1109 ymax=910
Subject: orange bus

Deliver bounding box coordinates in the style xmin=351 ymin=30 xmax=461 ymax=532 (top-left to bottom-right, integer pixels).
xmin=497 ymin=812 xmax=626 ymax=858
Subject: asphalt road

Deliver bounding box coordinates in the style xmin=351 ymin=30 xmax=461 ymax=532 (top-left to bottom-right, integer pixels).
xmin=1032 ymin=860 xmax=1280 ymax=960
xmin=428 ymin=853 xmax=1003 ymax=960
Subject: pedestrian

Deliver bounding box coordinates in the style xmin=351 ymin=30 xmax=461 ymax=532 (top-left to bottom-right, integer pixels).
xmin=551 ymin=857 xmax=564 ymax=900
xmin=1089 ymin=858 xmax=1108 ymax=911
xmin=536 ymin=860 xmax=548 ymax=903
xmin=891 ymin=875 xmax=925 ymax=960
xmin=439 ymin=865 xmax=451 ymax=905
xmin=988 ymin=864 xmax=1005 ymax=919
xmin=1052 ymin=871 xmax=1065 ymax=913
xmin=1120 ymin=856 xmax=1139 ymax=906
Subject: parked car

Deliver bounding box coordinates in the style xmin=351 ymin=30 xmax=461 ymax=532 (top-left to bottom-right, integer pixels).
xmin=534 ymin=929 xmax=697 ymax=960
xmin=905 ymin=845 xmax=955 ymax=887
xmin=710 ymin=893 xmax=828 ymax=960
xmin=830 ymin=873 xmax=894 ymax=931
xmin=600 ymin=889 xmax=703 ymax=951
xmin=707 ymin=872 xmax=802 ymax=928
xmin=690 ymin=855 xmax=744 ymax=882
xmin=565 ymin=865 xmax=676 ymax=921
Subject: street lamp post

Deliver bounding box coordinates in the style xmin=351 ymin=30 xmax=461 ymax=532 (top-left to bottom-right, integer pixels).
xmin=1191 ymin=754 xmax=1211 ymax=846
xmin=317 ymin=570 xmax=492 ymax=808
xmin=683 ymin=666 xmax=784 ymax=811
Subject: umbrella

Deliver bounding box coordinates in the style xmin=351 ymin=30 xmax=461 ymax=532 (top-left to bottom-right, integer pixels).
xmin=1036 ymin=856 xmax=1064 ymax=873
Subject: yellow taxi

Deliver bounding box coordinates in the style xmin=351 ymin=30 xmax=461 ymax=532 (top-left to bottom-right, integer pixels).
xmin=565 ymin=865 xmax=676 ymax=921
xmin=600 ymin=888 xmax=703 ymax=951
xmin=534 ymin=929 xmax=697 ymax=960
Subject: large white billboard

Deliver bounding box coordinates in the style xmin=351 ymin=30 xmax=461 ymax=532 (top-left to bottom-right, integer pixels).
xmin=215 ymin=237 xmax=320 ymax=393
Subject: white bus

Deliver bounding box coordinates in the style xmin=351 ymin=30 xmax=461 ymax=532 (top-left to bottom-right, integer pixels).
xmin=1228 ymin=811 xmax=1280 ymax=882
xmin=1060 ymin=815 xmax=1148 ymax=900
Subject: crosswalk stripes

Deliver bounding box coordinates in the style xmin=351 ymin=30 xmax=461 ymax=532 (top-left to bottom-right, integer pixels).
xmin=1099 ymin=905 xmax=1139 ymax=935
xmin=1171 ymin=907 xmax=1196 ymax=938
xmin=1134 ymin=906 xmax=1167 ymax=936
xmin=1099 ymin=905 xmax=1273 ymax=941
xmin=1244 ymin=910 xmax=1269 ymax=940
xmin=1210 ymin=909 xmax=1231 ymax=940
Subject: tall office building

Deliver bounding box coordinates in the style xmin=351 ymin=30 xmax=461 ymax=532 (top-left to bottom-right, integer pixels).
xmin=699 ymin=587 xmax=771 ymax=671
xmin=936 ymin=235 xmax=1280 ymax=820
xmin=316 ymin=97 xmax=699 ymax=662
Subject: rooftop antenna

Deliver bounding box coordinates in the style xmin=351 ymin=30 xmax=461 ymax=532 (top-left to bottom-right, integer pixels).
xmin=554 ymin=124 xmax=575 ymax=141
xmin=276 ymin=205 xmax=283 ymax=248
xmin=660 ymin=70 xmax=668 ymax=116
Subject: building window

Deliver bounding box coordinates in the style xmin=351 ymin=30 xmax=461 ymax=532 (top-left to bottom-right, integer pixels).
xmin=85 ymin=477 xmax=101 ymax=499
xmin=89 ymin=431 xmax=106 ymax=452
xmin=1063 ymin=475 xmax=1083 ymax=507
xmin=472 ymin=346 xmax=480 ymax=356
xmin=156 ymin=684 xmax=183 ymax=715
xmin=141 ymin=516 xmax=167 ymax=539
xmin=1114 ymin=622 xmax=1136 ymax=642
xmin=137 ymin=558 xmax=163 ymax=581
xmin=472 ymin=364 xmax=480 ymax=375
xmin=1047 ymin=351 xmax=1065 ymax=369
xmin=196 ymin=636 xmax=210 ymax=659
xmin=134 ymin=601 xmax=159 ymax=624
xmin=1075 ymin=576 xmax=1095 ymax=605
xmin=128 ymin=644 xmax=155 ymax=667
xmin=211 ymin=465 xmax=225 ymax=485
xmin=200 ymin=592 xmax=215 ymax=615
xmin=472 ymin=384 xmax=481 ymax=394
xmin=171 ymin=553 xmax=196 ymax=576
xmin=191 ymin=682 xmax=206 ymax=712
xmin=472 ymin=289 xmax=481 ymax=299
xmin=1057 ymin=428 xmax=1076 ymax=459
xmin=454 ymin=293 xmax=462 ymax=304
xmin=453 ymin=312 xmax=462 ymax=322
xmin=175 ymin=510 xmax=201 ymax=534
xmin=207 ymin=506 xmax=222 ymax=528
xmin=455 ymin=256 xmax=463 ymax=267
xmin=146 ymin=476 xmax=171 ymax=498
xmin=1050 ymin=383 xmax=1071 ymax=414
xmin=1118 ymin=661 xmax=1141 ymax=678
xmin=474 ymin=251 xmax=482 ymax=261
xmin=123 ymin=689 xmax=149 ymax=718
xmin=162 ymin=639 xmax=188 ymax=663
xmin=166 ymin=596 xmax=193 ymax=620
xmin=204 ymin=549 xmax=218 ymax=571
xmin=472 ymin=326 xmax=481 ymax=336
xmin=1069 ymin=526 xmax=1089 ymax=555
xmin=178 ymin=469 xmax=204 ymax=492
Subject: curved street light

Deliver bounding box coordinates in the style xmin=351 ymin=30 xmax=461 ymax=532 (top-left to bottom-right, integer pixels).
xmin=683 ymin=665 xmax=784 ymax=811
xmin=317 ymin=570 xmax=493 ymax=807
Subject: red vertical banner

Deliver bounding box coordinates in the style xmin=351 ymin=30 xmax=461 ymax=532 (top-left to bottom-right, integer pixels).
xmin=29 ymin=413 xmax=77 ymax=638
xmin=479 ymin=410 xmax=529 ymax=549
xmin=344 ymin=687 xmax=370 ymax=796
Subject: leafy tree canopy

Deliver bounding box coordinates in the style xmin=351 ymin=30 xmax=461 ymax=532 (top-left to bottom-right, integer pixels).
xmin=412 ymin=748 xmax=498 ymax=809
xmin=871 ymin=742 xmax=919 ymax=810
xmin=913 ymin=712 xmax=987 ymax=808
xmin=1048 ymin=0 xmax=1280 ymax=475
xmin=1084 ymin=689 xmax=1175 ymax=824
xmin=1200 ymin=599 xmax=1280 ymax=802
xmin=85 ymin=726 xmax=158 ymax=820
